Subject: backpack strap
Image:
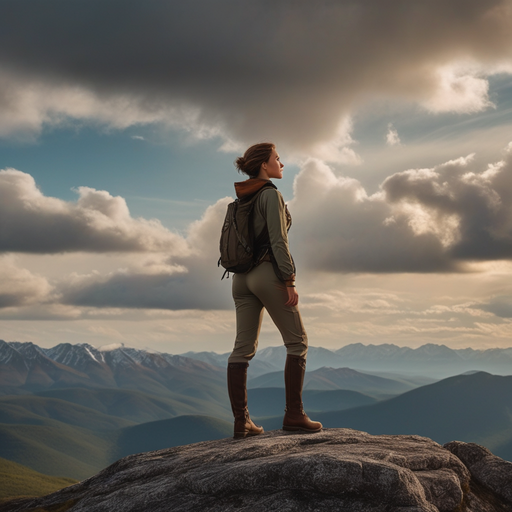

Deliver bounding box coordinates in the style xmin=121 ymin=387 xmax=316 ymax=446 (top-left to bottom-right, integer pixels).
xmin=240 ymin=181 xmax=277 ymax=269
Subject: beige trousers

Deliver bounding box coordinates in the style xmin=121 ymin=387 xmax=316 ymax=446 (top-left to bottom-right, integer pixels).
xmin=228 ymin=262 xmax=308 ymax=364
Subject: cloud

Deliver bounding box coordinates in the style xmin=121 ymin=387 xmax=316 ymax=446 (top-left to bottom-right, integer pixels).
xmin=291 ymin=159 xmax=457 ymax=272
xmin=0 ymin=168 xmax=187 ymax=254
xmin=58 ymin=199 xmax=233 ymax=310
xmin=382 ymin=149 xmax=512 ymax=261
xmin=0 ymin=166 xmax=232 ymax=311
xmin=386 ymin=123 xmax=401 ymax=146
xmin=0 ymin=186 xmax=233 ymax=311
xmin=421 ymin=63 xmax=495 ymax=114
xmin=477 ymin=296 xmax=512 ymax=318
xmin=0 ymin=0 xmax=511 ymax=157
xmin=0 ymin=255 xmax=53 ymax=307
xmin=291 ymin=142 xmax=512 ymax=272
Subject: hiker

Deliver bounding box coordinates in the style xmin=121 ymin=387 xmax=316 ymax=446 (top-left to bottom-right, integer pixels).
xmin=225 ymin=142 xmax=322 ymax=438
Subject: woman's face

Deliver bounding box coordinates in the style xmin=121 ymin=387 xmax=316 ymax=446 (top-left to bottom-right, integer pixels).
xmin=262 ymin=148 xmax=284 ymax=179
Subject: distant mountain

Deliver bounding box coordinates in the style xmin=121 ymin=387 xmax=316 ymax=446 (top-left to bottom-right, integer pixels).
xmin=34 ymin=387 xmax=232 ymax=423
xmin=0 ymin=341 xmax=94 ymax=390
xmin=181 ymin=346 xmax=350 ymax=376
xmin=183 ymin=343 xmax=512 ymax=378
xmin=249 ymin=367 xmax=415 ymax=397
xmin=180 ymin=350 xmax=278 ymax=377
xmin=311 ymin=372 xmax=512 ymax=461
xmin=0 ymin=395 xmax=133 ymax=430
xmin=0 ymin=340 xmax=229 ymax=407
xmin=247 ymin=388 xmax=377 ymax=417
xmin=0 ymin=456 xmax=77 ymax=502
xmin=333 ymin=343 xmax=512 ymax=377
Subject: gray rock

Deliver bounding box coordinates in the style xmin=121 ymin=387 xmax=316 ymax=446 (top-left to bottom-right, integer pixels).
xmin=445 ymin=440 xmax=512 ymax=509
xmin=2 ymin=429 xmax=512 ymax=512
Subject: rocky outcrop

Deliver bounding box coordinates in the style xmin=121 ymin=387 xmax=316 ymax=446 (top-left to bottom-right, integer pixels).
xmin=2 ymin=429 xmax=512 ymax=512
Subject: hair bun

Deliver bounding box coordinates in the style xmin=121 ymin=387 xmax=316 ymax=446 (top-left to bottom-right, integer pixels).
xmin=235 ymin=156 xmax=246 ymax=172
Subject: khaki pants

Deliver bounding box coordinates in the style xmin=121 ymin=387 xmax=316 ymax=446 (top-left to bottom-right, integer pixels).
xmin=228 ymin=262 xmax=308 ymax=364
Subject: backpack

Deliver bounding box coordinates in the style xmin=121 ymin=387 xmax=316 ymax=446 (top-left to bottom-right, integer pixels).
xmin=218 ymin=182 xmax=277 ymax=278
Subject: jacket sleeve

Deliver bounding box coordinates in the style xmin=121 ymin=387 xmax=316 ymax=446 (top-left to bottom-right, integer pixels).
xmin=259 ymin=189 xmax=296 ymax=284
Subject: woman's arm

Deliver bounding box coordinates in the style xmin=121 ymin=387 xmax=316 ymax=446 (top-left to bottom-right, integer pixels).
xmin=259 ymin=189 xmax=299 ymax=303
xmin=259 ymin=189 xmax=295 ymax=279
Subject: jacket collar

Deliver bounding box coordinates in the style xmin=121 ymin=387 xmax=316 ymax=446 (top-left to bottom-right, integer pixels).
xmin=234 ymin=178 xmax=274 ymax=199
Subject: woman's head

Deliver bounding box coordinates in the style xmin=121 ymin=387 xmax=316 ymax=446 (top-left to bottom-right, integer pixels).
xmin=235 ymin=142 xmax=275 ymax=178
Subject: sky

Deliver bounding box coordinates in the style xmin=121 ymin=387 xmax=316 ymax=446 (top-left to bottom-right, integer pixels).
xmin=2 ymin=0 xmax=512 ymax=354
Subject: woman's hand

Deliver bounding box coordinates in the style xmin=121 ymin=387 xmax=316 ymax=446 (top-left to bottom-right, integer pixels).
xmin=285 ymin=286 xmax=299 ymax=307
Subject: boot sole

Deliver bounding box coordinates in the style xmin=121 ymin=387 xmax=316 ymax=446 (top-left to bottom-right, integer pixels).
xmin=233 ymin=430 xmax=264 ymax=438
xmin=282 ymin=425 xmax=322 ymax=433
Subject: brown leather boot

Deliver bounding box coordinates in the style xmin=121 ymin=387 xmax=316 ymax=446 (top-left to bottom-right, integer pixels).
xmin=283 ymin=355 xmax=322 ymax=433
xmin=227 ymin=362 xmax=264 ymax=438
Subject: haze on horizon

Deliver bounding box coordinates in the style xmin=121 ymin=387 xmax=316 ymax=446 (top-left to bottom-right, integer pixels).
xmin=1 ymin=0 xmax=512 ymax=354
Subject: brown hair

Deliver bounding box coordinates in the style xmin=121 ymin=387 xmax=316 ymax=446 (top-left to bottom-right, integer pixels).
xmin=235 ymin=142 xmax=275 ymax=178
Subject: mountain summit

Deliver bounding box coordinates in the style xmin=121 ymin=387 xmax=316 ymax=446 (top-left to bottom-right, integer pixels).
xmin=2 ymin=429 xmax=511 ymax=512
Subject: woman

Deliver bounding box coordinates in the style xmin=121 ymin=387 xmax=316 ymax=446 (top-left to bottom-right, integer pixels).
xmin=227 ymin=142 xmax=322 ymax=438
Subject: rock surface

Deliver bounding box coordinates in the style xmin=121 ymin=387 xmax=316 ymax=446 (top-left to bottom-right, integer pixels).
xmin=2 ymin=429 xmax=512 ymax=512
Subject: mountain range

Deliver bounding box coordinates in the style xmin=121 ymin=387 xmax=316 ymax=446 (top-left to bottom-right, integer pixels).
xmin=2 ymin=338 xmax=512 ymax=490
xmin=1 ymin=339 xmax=433 ymax=400
xmin=0 ymin=340 xmax=226 ymax=396
xmin=184 ymin=342 xmax=512 ymax=378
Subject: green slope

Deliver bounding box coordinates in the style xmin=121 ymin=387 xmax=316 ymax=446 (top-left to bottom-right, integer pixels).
xmin=0 ymin=457 xmax=77 ymax=502
xmin=114 ymin=415 xmax=233 ymax=458
xmin=0 ymin=412 xmax=233 ymax=481
xmin=0 ymin=396 xmax=134 ymax=430
xmin=0 ymin=423 xmax=115 ymax=481
xmin=35 ymin=387 xmax=232 ymax=422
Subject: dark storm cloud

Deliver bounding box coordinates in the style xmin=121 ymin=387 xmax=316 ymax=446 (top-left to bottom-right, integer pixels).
xmin=60 ymin=269 xmax=232 ymax=310
xmin=0 ymin=0 xmax=511 ymax=150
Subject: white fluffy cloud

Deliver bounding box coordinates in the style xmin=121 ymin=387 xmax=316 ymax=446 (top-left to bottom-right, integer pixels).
xmin=291 ymin=160 xmax=455 ymax=272
xmin=58 ymin=199 xmax=233 ymax=310
xmin=0 ymin=0 xmax=511 ymax=158
xmin=386 ymin=124 xmax=401 ymax=146
xmin=0 ymin=255 xmax=53 ymax=307
xmin=0 ymin=168 xmax=187 ymax=253
xmin=0 ymin=167 xmax=232 ymax=311
xmin=291 ymin=143 xmax=512 ymax=272
xmin=421 ymin=63 xmax=496 ymax=114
